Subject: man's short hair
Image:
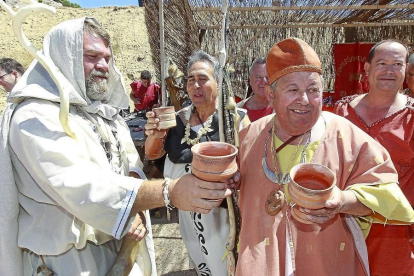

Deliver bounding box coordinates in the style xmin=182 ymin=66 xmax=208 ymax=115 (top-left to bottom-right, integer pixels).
xmin=249 ymin=57 xmax=266 ymax=75
xmin=83 ymin=17 xmax=111 ymax=45
xmin=368 ymin=39 xmax=409 ymax=63
xmin=187 ymin=50 xmax=220 ymax=80
xmin=0 ymin=58 xmax=25 ymax=75
xmin=408 ymin=53 xmax=414 ymax=68
xmin=140 ymin=70 xmax=152 ymax=79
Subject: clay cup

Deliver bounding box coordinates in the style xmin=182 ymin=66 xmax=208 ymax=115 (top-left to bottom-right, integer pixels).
xmin=153 ymin=106 xmax=176 ymax=130
xmin=191 ymin=141 xmax=238 ymax=182
xmin=288 ymin=163 xmax=336 ymax=224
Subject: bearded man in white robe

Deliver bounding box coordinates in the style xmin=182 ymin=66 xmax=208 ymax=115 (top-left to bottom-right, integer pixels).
xmin=0 ymin=17 xmax=233 ymax=276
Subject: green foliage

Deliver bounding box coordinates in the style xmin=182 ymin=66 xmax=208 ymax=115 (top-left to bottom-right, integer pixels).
xmin=54 ymin=0 xmax=81 ymax=8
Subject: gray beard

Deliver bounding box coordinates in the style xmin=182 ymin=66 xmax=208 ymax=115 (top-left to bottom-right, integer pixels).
xmin=85 ymin=76 xmax=111 ymax=102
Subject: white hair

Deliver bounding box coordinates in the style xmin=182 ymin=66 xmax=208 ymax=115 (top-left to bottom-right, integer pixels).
xmin=249 ymin=57 xmax=266 ymax=75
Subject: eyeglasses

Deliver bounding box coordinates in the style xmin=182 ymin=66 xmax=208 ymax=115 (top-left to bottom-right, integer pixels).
xmin=0 ymin=72 xmax=10 ymax=80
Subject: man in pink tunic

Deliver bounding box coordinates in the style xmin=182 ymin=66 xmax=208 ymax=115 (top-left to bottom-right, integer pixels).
xmin=236 ymin=37 xmax=413 ymax=276
xmin=335 ymin=39 xmax=414 ymax=276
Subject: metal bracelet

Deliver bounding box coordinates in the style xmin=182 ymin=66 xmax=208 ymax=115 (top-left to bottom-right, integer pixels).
xmin=163 ymin=178 xmax=175 ymax=213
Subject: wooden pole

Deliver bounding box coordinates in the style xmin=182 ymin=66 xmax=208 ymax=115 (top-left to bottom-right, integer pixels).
xmin=201 ymin=21 xmax=414 ymax=30
xmin=159 ymin=0 xmax=167 ymax=106
xmin=216 ymin=1 xmax=238 ymax=275
xmin=228 ymin=28 xmax=266 ymax=64
xmin=217 ymin=0 xmax=227 ymax=143
xmin=193 ymin=4 xmax=414 ymax=12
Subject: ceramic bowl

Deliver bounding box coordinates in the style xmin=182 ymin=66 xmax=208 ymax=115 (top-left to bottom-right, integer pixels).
xmin=153 ymin=106 xmax=176 ymax=129
xmin=288 ymin=163 xmax=336 ymax=224
xmin=191 ymin=141 xmax=238 ymax=182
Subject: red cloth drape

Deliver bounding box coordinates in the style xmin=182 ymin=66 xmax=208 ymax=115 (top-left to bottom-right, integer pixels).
xmin=333 ymin=43 xmax=374 ymax=102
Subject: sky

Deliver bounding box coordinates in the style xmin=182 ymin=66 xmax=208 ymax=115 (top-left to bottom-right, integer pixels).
xmin=69 ymin=0 xmax=139 ymax=8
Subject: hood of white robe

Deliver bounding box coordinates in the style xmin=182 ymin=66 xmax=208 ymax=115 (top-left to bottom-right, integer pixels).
xmin=8 ymin=17 xmax=129 ymax=120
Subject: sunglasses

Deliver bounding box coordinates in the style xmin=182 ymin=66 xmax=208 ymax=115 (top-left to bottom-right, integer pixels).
xmin=0 ymin=72 xmax=11 ymax=80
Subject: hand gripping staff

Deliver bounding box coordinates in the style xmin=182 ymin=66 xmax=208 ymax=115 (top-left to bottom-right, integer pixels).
xmin=217 ymin=1 xmax=242 ymax=275
xmin=0 ymin=1 xmax=152 ymax=275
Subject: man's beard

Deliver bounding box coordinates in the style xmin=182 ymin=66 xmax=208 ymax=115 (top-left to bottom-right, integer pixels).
xmin=85 ymin=69 xmax=111 ymax=102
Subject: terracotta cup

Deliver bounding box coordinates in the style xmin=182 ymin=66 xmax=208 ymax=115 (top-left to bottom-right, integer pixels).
xmin=191 ymin=141 xmax=238 ymax=182
xmin=288 ymin=163 xmax=336 ymax=224
xmin=153 ymin=106 xmax=176 ymax=130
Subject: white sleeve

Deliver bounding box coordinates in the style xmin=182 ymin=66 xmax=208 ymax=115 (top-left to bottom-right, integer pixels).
xmin=9 ymin=100 xmax=143 ymax=237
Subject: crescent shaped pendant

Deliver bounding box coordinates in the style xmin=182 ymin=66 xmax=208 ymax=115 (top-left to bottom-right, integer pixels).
xmin=262 ymin=157 xmax=291 ymax=184
xmin=262 ymin=157 xmax=279 ymax=184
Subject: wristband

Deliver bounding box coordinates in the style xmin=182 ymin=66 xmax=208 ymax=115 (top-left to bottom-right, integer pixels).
xmin=163 ymin=178 xmax=175 ymax=213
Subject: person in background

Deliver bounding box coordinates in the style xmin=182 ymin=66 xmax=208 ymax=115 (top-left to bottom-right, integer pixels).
xmin=237 ymin=57 xmax=273 ymax=122
xmin=145 ymin=50 xmax=249 ymax=276
xmin=335 ymin=39 xmax=414 ymax=276
xmin=403 ymin=52 xmax=414 ymax=97
xmin=0 ymin=57 xmax=25 ymax=92
xmin=130 ymin=70 xmax=161 ymax=112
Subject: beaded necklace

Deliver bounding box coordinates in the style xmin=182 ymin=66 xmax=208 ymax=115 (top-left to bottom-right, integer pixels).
xmin=271 ymin=128 xmax=306 ymax=184
xmin=77 ymin=107 xmax=125 ymax=175
xmin=263 ymin=116 xmax=311 ymax=216
xmin=262 ymin=117 xmax=310 ymax=185
xmin=181 ymin=108 xmax=214 ymax=146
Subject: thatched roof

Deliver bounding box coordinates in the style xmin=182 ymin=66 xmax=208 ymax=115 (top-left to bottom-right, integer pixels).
xmin=145 ymin=0 xmax=414 ymax=99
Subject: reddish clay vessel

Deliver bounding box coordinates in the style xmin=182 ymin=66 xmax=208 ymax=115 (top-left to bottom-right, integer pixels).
xmin=153 ymin=106 xmax=176 ymax=129
xmin=191 ymin=141 xmax=238 ymax=182
xmin=288 ymin=163 xmax=336 ymax=224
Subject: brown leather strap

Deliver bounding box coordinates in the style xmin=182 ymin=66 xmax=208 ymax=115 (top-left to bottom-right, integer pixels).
xmin=275 ymin=135 xmax=300 ymax=153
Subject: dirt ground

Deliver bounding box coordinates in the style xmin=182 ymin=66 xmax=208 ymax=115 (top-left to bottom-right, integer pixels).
xmin=151 ymin=208 xmax=197 ymax=276
xmin=0 ymin=4 xmax=196 ymax=276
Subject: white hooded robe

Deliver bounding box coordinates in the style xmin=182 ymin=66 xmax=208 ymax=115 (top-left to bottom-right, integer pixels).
xmin=0 ymin=17 xmax=156 ymax=276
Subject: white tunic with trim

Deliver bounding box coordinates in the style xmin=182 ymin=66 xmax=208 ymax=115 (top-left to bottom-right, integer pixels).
xmin=0 ymin=17 xmax=156 ymax=276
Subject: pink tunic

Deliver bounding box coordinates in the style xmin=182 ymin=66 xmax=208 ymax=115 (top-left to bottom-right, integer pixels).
xmin=237 ymin=113 xmax=398 ymax=276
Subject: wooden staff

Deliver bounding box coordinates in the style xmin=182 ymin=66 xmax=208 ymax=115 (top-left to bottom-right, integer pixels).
xmin=217 ymin=1 xmax=240 ymax=275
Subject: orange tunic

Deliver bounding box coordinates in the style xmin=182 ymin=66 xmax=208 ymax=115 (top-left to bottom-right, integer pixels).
xmin=237 ymin=112 xmax=399 ymax=276
xmin=335 ymin=95 xmax=414 ymax=276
